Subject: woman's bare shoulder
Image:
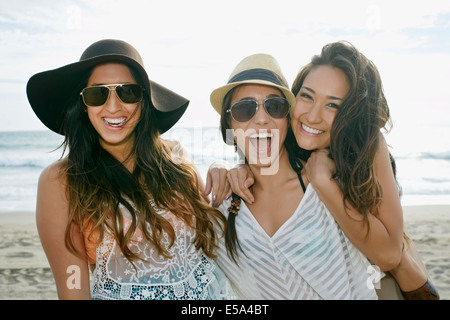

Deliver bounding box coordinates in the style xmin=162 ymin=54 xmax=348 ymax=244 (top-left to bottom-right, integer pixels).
xmin=37 ymin=159 xmax=70 ymax=213
xmin=374 ymin=133 xmax=392 ymax=167
xmin=39 ymin=159 xmax=67 ymax=187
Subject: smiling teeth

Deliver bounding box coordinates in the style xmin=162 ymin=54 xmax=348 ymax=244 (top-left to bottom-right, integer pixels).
xmin=302 ymin=124 xmax=324 ymax=134
xmin=104 ymin=118 xmax=126 ymax=127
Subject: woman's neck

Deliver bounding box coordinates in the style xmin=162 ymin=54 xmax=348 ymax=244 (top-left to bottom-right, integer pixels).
xmin=101 ymin=141 xmax=136 ymax=172
xmin=249 ymin=147 xmax=297 ymax=191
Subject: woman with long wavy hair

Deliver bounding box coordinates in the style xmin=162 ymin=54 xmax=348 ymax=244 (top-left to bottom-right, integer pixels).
xmin=289 ymin=41 xmax=438 ymax=299
xmin=209 ymin=41 xmax=439 ymax=299
xmin=27 ymin=39 xmax=231 ymax=300
xmin=209 ymin=52 xmax=378 ymax=299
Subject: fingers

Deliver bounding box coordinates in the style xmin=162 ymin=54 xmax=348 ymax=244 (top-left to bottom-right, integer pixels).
xmin=215 ymin=168 xmax=231 ymax=206
xmin=304 ymin=159 xmax=312 ymax=181
xmin=204 ymin=171 xmax=213 ymax=197
xmin=206 ymin=167 xmax=231 ymax=207
xmin=225 ymin=188 xmax=233 ymax=201
xmin=305 ymin=149 xmax=336 ymax=185
xmin=227 ymin=166 xmax=255 ymax=204
xmin=241 ymin=176 xmax=255 ymax=204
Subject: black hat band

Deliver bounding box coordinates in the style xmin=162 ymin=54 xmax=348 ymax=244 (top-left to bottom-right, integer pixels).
xmin=228 ymin=68 xmax=288 ymax=87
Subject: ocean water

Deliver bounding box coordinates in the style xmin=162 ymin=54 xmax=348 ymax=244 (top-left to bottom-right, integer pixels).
xmin=0 ymin=127 xmax=449 ymax=213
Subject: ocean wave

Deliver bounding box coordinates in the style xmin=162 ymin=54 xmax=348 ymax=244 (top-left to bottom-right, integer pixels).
xmin=423 ymin=177 xmax=450 ymax=184
xmin=419 ymin=151 xmax=450 ymax=161
xmin=0 ymin=155 xmax=59 ymax=169
xmin=0 ymin=144 xmax=61 ymax=151
xmin=400 ymin=179 xmax=450 ymax=196
xmin=0 ymin=162 xmax=46 ymax=169
xmin=0 ymin=131 xmax=64 ymax=151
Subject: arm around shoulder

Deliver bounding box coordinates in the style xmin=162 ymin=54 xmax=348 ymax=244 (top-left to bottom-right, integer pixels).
xmin=310 ymin=135 xmax=404 ymax=271
xmin=36 ymin=161 xmax=91 ymax=299
xmin=371 ymin=134 xmax=404 ymax=268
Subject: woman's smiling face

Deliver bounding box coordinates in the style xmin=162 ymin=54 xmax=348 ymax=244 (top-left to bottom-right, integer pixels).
xmin=86 ymin=62 xmax=141 ymax=156
xmin=291 ymin=65 xmax=350 ymax=151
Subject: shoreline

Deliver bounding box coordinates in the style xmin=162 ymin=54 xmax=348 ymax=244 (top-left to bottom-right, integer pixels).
xmin=0 ymin=205 xmax=449 ymax=300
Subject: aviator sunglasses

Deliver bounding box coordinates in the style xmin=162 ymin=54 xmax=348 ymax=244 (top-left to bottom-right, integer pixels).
xmin=80 ymin=83 xmax=144 ymax=107
xmin=227 ymin=97 xmax=290 ymax=122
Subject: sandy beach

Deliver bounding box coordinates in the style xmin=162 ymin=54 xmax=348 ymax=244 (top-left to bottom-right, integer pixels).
xmin=0 ymin=205 xmax=449 ymax=300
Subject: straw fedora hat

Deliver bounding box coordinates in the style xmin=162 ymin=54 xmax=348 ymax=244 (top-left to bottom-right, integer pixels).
xmin=27 ymin=39 xmax=189 ymax=134
xmin=210 ymin=53 xmax=295 ymax=114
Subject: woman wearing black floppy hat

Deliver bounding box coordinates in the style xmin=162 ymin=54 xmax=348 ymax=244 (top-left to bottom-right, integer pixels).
xmin=27 ymin=39 xmax=233 ymax=300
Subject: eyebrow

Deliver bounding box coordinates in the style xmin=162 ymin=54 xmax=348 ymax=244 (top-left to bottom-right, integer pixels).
xmin=302 ymin=86 xmax=344 ymax=101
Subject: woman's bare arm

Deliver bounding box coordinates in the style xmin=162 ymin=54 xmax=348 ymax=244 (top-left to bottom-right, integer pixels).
xmin=306 ymin=135 xmax=404 ymax=271
xmin=36 ymin=161 xmax=91 ymax=299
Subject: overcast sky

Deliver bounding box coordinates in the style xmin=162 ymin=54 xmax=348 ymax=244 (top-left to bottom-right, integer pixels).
xmin=1 ymin=0 xmax=449 ymax=146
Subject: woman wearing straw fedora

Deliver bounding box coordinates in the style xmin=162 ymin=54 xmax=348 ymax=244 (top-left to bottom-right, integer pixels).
xmin=209 ymin=41 xmax=439 ymax=300
xmin=27 ymin=39 xmax=234 ymax=300
xmin=208 ymin=53 xmax=378 ymax=299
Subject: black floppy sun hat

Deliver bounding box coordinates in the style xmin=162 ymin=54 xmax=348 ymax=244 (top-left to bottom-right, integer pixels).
xmin=26 ymin=39 xmax=189 ymax=135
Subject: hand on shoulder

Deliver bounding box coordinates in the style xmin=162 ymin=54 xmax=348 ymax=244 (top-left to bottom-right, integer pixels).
xmin=161 ymin=138 xmax=194 ymax=165
xmin=305 ymin=149 xmax=335 ymax=189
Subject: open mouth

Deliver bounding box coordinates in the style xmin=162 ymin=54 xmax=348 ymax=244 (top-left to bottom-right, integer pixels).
xmin=249 ymin=132 xmax=273 ymax=155
xmin=103 ymin=117 xmax=127 ymax=128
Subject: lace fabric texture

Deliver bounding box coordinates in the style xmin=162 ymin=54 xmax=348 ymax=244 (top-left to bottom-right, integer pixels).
xmin=90 ymin=205 xmax=234 ymax=300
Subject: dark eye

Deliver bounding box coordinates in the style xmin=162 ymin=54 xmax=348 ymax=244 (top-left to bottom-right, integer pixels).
xmin=327 ymin=103 xmax=340 ymax=109
xmin=299 ymin=92 xmax=313 ymax=100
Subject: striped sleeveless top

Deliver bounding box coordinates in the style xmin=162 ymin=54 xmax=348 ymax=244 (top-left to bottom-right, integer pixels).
xmin=216 ymin=184 xmax=378 ymax=300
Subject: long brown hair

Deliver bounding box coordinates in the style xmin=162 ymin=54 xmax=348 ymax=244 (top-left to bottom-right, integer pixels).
xmin=61 ymin=65 xmax=225 ymax=262
xmin=291 ymin=41 xmax=393 ymax=220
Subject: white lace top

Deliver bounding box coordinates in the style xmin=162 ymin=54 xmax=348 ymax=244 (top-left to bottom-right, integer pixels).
xmin=86 ymin=204 xmax=235 ymax=300
xmin=216 ymin=184 xmax=378 ymax=300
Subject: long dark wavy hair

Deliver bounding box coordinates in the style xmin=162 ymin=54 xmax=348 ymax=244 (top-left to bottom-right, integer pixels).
xmin=60 ymin=64 xmax=225 ymax=262
xmin=291 ymin=40 xmax=394 ymax=221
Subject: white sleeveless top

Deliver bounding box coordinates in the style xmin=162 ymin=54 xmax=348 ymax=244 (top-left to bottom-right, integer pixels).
xmin=216 ymin=184 xmax=378 ymax=300
xmin=88 ymin=204 xmax=235 ymax=300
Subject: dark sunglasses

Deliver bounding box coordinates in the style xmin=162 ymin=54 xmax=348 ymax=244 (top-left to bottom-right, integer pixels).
xmin=227 ymin=97 xmax=290 ymax=122
xmin=80 ymin=83 xmax=144 ymax=107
